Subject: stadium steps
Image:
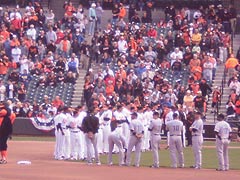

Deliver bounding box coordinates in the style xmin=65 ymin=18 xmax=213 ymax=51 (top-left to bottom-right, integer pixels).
xmin=70 ymin=69 xmax=87 ymax=107
xmin=205 ymin=63 xmax=225 ymax=123
xmin=206 ymin=34 xmax=240 ymax=123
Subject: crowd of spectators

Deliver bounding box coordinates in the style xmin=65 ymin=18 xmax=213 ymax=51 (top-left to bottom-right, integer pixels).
xmin=83 ymin=0 xmax=240 ymax=121
xmin=0 ymin=0 xmax=239 ymax=121
xmin=0 ymin=1 xmax=92 ymax=118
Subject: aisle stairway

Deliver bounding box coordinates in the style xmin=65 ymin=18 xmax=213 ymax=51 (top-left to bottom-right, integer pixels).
xmin=205 ymin=34 xmax=240 ymax=123
xmin=70 ymin=69 xmax=87 ymax=107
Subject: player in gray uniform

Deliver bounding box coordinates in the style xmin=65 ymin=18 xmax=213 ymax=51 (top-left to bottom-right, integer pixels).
xmin=214 ymin=114 xmax=232 ymax=171
xmin=148 ymin=111 xmax=163 ymax=168
xmin=166 ymin=113 xmax=184 ymax=168
xmin=108 ymin=120 xmax=127 ymax=166
xmin=125 ymin=112 xmax=144 ymax=167
xmin=190 ymin=111 xmax=204 ymax=169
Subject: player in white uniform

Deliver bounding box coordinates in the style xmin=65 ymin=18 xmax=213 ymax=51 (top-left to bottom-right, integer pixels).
xmin=190 ymin=111 xmax=204 ymax=169
xmin=95 ymin=109 xmax=103 ymax=154
xmin=108 ymin=120 xmax=127 ymax=166
xmin=142 ymin=106 xmax=152 ymax=151
xmin=69 ymin=109 xmax=82 ymax=160
xmin=214 ymin=114 xmax=232 ymax=171
xmin=113 ymin=105 xmax=128 ymax=152
xmin=165 ymin=106 xmax=174 ymax=149
xmin=54 ymin=108 xmax=64 ymax=160
xmin=166 ymin=113 xmax=184 ymax=168
xmin=125 ymin=112 xmax=144 ymax=167
xmin=62 ymin=107 xmax=71 ymax=160
xmin=148 ymin=111 xmax=163 ymax=168
xmin=101 ymin=105 xmax=112 ymax=154
xmin=77 ymin=106 xmax=88 ymax=160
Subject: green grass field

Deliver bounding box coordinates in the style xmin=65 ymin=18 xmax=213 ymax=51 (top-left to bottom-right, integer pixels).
xmin=11 ymin=136 xmax=240 ymax=170
xmin=98 ymin=147 xmax=240 ymax=170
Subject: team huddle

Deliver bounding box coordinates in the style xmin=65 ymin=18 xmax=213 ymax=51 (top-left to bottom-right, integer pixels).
xmin=53 ymin=105 xmax=232 ymax=170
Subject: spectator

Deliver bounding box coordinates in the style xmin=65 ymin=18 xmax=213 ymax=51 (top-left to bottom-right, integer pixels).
xmin=225 ymin=53 xmax=239 ymax=78
xmin=52 ymin=96 xmax=64 ymax=109
xmin=88 ymin=3 xmax=97 ymax=36
xmin=17 ymin=82 xmax=27 ymax=102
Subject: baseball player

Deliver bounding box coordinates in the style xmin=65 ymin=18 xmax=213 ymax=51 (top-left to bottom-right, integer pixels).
xmin=113 ymin=105 xmax=128 ymax=152
xmin=148 ymin=111 xmax=163 ymax=168
xmin=166 ymin=113 xmax=184 ymax=168
xmin=101 ymin=105 xmax=112 ymax=154
xmin=165 ymin=106 xmax=175 ymax=149
xmin=142 ymin=106 xmax=152 ymax=151
xmin=125 ymin=112 xmax=144 ymax=167
xmin=214 ymin=114 xmax=232 ymax=171
xmin=95 ymin=108 xmax=103 ymax=154
xmin=81 ymin=107 xmax=101 ymax=165
xmin=190 ymin=111 xmax=204 ymax=169
xmin=61 ymin=107 xmax=71 ymax=160
xmin=69 ymin=108 xmax=83 ymax=160
xmin=108 ymin=120 xmax=127 ymax=166
xmin=54 ymin=107 xmax=64 ymax=160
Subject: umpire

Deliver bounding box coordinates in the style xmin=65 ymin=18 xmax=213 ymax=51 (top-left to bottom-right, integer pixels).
xmin=81 ymin=107 xmax=101 ymax=165
xmin=0 ymin=101 xmax=15 ymax=164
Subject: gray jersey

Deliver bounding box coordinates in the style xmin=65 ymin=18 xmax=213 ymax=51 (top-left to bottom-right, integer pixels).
xmin=214 ymin=121 xmax=232 ymax=139
xmin=190 ymin=119 xmax=203 ymax=136
xmin=129 ymin=119 xmax=144 ymax=135
xmin=149 ymin=118 xmax=163 ymax=135
xmin=166 ymin=120 xmax=183 ymax=136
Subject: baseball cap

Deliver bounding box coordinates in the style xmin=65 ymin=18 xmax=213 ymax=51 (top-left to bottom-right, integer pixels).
xmin=131 ymin=112 xmax=138 ymax=117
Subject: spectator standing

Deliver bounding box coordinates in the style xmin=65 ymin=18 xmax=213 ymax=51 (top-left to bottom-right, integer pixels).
xmin=96 ymin=2 xmax=104 ymax=31
xmin=88 ymin=3 xmax=97 ymax=36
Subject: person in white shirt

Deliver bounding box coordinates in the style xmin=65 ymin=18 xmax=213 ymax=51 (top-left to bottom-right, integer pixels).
xmin=170 ymin=47 xmax=183 ymax=65
xmin=69 ymin=109 xmax=83 ymax=160
xmin=11 ymin=45 xmax=21 ymax=63
xmin=26 ymin=24 xmax=37 ymax=40
xmin=214 ymin=114 xmax=232 ymax=171
xmin=118 ymin=36 xmax=128 ymax=54
xmin=229 ymin=77 xmax=240 ymax=95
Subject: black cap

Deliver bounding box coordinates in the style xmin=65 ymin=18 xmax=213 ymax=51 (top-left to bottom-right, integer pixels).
xmin=153 ymin=111 xmax=159 ymax=116
xmin=131 ymin=112 xmax=138 ymax=117
xmin=195 ymin=111 xmax=202 ymax=116
xmin=217 ymin=113 xmax=225 ymax=120
xmin=173 ymin=113 xmax=179 ymax=119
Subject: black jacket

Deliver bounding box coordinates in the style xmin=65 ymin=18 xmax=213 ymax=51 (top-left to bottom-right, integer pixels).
xmin=81 ymin=114 xmax=99 ymax=134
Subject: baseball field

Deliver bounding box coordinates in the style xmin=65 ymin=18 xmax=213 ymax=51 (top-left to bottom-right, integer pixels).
xmin=0 ymin=136 xmax=239 ymax=180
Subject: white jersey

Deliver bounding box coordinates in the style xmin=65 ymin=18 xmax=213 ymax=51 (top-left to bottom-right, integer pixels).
xmin=113 ymin=111 xmax=126 ymax=121
xmin=144 ymin=110 xmax=153 ymax=127
xmin=214 ymin=121 xmax=232 ymax=139
xmin=60 ymin=113 xmax=69 ymax=129
xmin=190 ymin=119 xmax=203 ymax=136
xmin=69 ymin=116 xmax=82 ymax=131
xmin=101 ymin=109 xmax=112 ymax=126
xmin=54 ymin=113 xmax=62 ymax=127
xmin=166 ymin=120 xmax=183 ymax=136
xmin=149 ymin=118 xmax=163 ymax=135
xmin=129 ymin=119 xmax=144 ymax=135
